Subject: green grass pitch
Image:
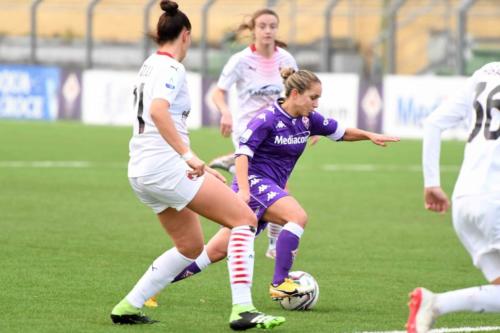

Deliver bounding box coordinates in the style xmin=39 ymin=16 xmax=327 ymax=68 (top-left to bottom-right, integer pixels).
xmin=0 ymin=120 xmax=498 ymax=332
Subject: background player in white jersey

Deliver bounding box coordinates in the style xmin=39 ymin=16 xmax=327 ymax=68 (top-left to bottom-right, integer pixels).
xmin=406 ymin=62 xmax=500 ymax=333
xmin=109 ymin=1 xmax=284 ymax=330
xmin=210 ymin=8 xmax=297 ymax=260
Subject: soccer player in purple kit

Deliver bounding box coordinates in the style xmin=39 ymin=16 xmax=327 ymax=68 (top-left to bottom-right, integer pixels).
xmin=234 ymin=68 xmax=399 ymax=297
xmin=143 ymin=67 xmax=399 ymax=301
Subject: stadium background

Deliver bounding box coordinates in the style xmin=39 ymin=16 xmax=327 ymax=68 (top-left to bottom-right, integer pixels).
xmin=1 ymin=1 xmax=500 ymax=332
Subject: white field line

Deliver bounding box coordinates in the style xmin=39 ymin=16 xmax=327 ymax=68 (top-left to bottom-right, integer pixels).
xmin=354 ymin=326 xmax=500 ymax=333
xmin=322 ymin=164 xmax=460 ymax=173
xmin=0 ymin=161 xmax=125 ymax=168
xmin=0 ymin=161 xmax=461 ymax=173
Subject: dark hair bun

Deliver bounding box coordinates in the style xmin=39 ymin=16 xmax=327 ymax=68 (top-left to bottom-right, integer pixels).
xmin=160 ymin=0 xmax=179 ymax=16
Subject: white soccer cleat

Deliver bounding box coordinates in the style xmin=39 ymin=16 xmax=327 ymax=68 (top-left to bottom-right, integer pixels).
xmin=208 ymin=154 xmax=235 ymax=172
xmin=406 ymin=287 xmax=438 ymax=333
xmin=265 ymin=247 xmax=276 ymax=260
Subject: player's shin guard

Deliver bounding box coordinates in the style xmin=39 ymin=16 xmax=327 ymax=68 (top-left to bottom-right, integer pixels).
xmin=228 ymin=225 xmax=255 ymax=306
xmin=272 ymin=222 xmax=303 ymax=285
xmin=125 ymin=247 xmax=194 ymax=308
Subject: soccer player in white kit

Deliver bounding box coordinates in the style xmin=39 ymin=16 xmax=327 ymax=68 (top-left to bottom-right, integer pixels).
xmin=406 ymin=62 xmax=500 ymax=333
xmin=211 ymin=8 xmax=298 ymax=260
xmin=144 ymin=7 xmax=295 ymax=310
xmin=109 ymin=1 xmax=285 ymax=330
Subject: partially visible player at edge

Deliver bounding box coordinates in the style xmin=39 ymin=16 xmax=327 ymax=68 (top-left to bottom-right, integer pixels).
xmin=146 ymin=68 xmax=399 ymax=306
xmin=109 ymin=1 xmax=285 ymax=330
xmin=210 ymin=8 xmax=297 ymax=260
xmin=406 ymin=62 xmax=500 ymax=333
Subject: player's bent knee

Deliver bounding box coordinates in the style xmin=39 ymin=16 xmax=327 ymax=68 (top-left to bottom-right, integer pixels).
xmin=233 ymin=210 xmax=257 ymax=228
xmin=477 ymin=251 xmax=500 ymax=283
xmin=208 ymin=246 xmax=227 ymax=263
xmin=177 ymin=243 xmax=204 ymax=260
xmin=293 ymin=210 xmax=308 ymax=228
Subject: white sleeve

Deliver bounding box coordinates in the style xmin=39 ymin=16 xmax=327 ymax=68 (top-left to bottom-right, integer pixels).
xmin=284 ymin=50 xmax=298 ymax=70
xmin=217 ymin=54 xmax=241 ymax=91
xmin=422 ymin=78 xmax=474 ymax=187
xmin=235 ymin=145 xmax=254 ymax=158
xmin=151 ymin=65 xmax=184 ymax=104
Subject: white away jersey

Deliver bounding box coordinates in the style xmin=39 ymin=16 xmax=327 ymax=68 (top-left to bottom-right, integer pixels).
xmin=423 ymin=62 xmax=500 ymax=198
xmin=128 ymin=52 xmax=191 ymax=177
xmin=217 ymin=45 xmax=297 ymax=140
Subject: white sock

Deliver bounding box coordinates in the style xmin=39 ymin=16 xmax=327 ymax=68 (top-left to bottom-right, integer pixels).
xmin=435 ymin=285 xmax=500 ymax=315
xmin=195 ymin=247 xmax=211 ymax=270
xmin=126 ymin=247 xmax=194 ymax=308
xmin=283 ymin=222 xmax=304 ymax=238
xmin=267 ymin=223 xmax=283 ymax=249
xmin=227 ymin=225 xmax=255 ymax=306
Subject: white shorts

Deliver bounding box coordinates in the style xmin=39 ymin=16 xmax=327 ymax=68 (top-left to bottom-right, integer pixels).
xmin=129 ymin=162 xmax=204 ymax=214
xmin=453 ymin=193 xmax=500 ymax=281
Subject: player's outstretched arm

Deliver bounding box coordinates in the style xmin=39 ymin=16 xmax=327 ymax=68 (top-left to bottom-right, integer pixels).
xmin=342 ymin=128 xmax=400 ymax=147
xmin=424 ymin=186 xmax=450 ymax=214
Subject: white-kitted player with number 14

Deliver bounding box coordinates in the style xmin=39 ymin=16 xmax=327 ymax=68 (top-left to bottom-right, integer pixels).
xmin=407 ymin=62 xmax=500 ymax=333
xmin=110 ymin=1 xmax=285 ymax=330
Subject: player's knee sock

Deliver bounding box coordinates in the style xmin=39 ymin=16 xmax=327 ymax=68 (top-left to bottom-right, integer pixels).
xmin=267 ymin=223 xmax=282 ymax=249
xmin=126 ymin=247 xmax=194 ymax=308
xmin=435 ymin=285 xmax=500 ymax=314
xmin=272 ymin=222 xmax=303 ymax=285
xmin=228 ymin=225 xmax=255 ymax=306
xmin=172 ymin=247 xmax=211 ymax=282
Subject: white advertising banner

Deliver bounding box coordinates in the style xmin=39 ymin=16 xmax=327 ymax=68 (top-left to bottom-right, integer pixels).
xmin=383 ymin=75 xmax=469 ymax=139
xmin=316 ymin=73 xmax=359 ymax=128
xmin=82 ymin=70 xmax=201 ymax=129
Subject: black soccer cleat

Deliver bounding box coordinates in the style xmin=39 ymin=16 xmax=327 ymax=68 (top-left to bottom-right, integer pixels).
xmin=229 ymin=308 xmax=285 ymax=331
xmin=110 ymin=313 xmax=158 ymax=325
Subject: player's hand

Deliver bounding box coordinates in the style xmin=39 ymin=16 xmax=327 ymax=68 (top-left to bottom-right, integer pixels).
xmin=237 ymin=189 xmax=250 ymax=204
xmin=369 ymin=133 xmax=400 ymax=147
xmin=220 ymin=113 xmax=233 ymax=138
xmin=424 ymin=186 xmax=450 ymax=214
xmin=186 ymin=155 xmax=205 ymax=178
xmin=309 ymin=136 xmax=320 ymax=146
xmin=205 ymin=166 xmax=226 ymax=183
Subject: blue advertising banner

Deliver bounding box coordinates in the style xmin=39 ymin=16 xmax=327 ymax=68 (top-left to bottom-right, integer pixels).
xmin=0 ymin=65 xmax=61 ymax=121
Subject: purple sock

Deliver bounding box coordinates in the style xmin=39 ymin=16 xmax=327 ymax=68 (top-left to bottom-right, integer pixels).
xmin=272 ymin=229 xmax=300 ymax=285
xmin=172 ymin=261 xmax=202 ymax=283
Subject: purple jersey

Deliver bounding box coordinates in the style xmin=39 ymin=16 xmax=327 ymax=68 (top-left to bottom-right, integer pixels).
xmin=235 ymin=100 xmax=345 ymax=188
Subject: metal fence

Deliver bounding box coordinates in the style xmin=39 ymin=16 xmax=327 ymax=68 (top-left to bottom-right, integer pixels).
xmin=0 ymin=0 xmax=498 ymax=76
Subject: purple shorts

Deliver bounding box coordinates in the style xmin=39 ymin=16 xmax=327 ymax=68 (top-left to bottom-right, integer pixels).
xmin=231 ymin=174 xmax=289 ymax=235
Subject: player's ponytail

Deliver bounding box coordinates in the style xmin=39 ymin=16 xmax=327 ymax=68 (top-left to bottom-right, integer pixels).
xmin=281 ymin=69 xmax=321 ymax=97
xmin=151 ymin=0 xmax=191 ymax=45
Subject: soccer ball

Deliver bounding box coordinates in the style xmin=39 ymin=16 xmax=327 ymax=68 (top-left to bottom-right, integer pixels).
xmin=278 ymin=271 xmax=319 ymax=310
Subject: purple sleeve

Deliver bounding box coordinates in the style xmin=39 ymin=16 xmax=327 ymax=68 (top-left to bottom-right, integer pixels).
xmin=236 ymin=110 xmax=274 ymax=158
xmin=309 ymin=111 xmax=339 ymax=136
